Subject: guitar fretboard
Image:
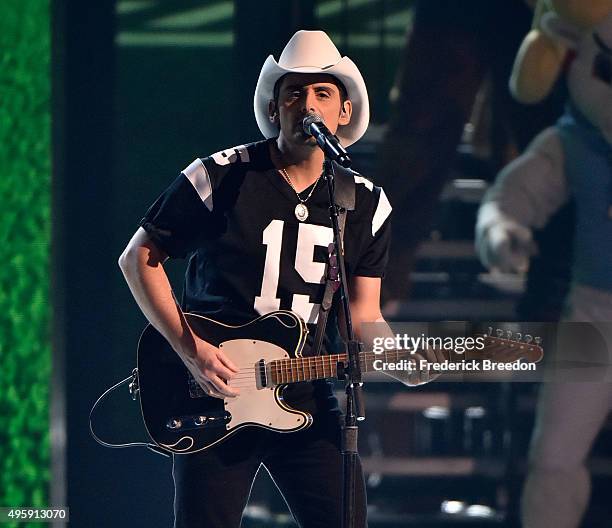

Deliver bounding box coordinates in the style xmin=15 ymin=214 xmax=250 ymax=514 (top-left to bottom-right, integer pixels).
xmin=185 ymin=334 xmax=542 ymax=395
xmin=267 ymin=335 xmax=543 ymax=385
xmin=269 ymin=349 xmax=414 ymax=384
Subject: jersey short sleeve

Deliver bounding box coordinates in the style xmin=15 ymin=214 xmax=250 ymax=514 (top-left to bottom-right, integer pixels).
xmin=139 ymin=157 xmax=227 ymax=258
xmin=351 ymin=178 xmax=392 ymax=278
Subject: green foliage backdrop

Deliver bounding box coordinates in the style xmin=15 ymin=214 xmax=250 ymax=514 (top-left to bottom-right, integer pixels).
xmin=0 ymin=0 xmax=52 ymax=521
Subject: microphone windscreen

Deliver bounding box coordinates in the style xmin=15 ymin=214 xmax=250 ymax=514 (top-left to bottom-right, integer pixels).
xmin=302 ymin=113 xmax=323 ymax=135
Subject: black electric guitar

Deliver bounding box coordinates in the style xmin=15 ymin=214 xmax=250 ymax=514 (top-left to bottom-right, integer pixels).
xmin=135 ymin=311 xmax=543 ymax=454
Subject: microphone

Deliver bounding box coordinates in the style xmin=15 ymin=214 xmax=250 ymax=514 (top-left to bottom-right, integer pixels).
xmin=302 ymin=113 xmax=352 ymax=168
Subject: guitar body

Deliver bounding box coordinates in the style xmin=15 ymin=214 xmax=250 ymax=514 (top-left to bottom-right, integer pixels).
xmin=136 ymin=310 xmax=544 ymax=455
xmin=137 ymin=310 xmax=311 ymax=454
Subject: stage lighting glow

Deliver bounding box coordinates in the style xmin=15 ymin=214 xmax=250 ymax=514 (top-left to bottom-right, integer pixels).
xmin=466 ymin=504 xmax=495 ymax=518
xmin=465 ymin=406 xmax=486 ymax=418
xmin=423 ymin=405 xmax=450 ymax=419
xmin=441 ymin=500 xmax=466 ymax=514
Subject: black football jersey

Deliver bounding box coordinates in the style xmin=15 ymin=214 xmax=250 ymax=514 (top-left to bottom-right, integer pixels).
xmin=139 ymin=138 xmax=391 ymax=415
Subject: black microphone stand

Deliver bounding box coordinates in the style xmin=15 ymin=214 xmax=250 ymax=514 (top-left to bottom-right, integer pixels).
xmin=321 ymin=157 xmax=365 ymax=528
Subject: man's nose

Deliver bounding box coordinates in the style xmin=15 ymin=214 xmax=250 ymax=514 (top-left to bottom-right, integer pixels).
xmin=301 ymin=90 xmax=318 ymax=114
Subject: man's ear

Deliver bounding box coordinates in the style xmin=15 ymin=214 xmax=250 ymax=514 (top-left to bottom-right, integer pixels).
xmin=268 ymin=100 xmax=278 ymax=123
xmin=338 ymin=99 xmax=352 ymax=126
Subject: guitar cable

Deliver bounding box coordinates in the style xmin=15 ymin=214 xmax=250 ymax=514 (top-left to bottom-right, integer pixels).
xmin=89 ymin=370 xmax=171 ymax=457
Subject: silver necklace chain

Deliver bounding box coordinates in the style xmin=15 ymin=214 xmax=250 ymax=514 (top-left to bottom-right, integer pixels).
xmin=279 ymin=168 xmax=322 ymax=203
xmin=278 ymin=168 xmax=322 ymax=222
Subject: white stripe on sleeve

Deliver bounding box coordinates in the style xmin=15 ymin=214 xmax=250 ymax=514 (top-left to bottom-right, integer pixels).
xmin=372 ymin=188 xmax=392 ymax=236
xmin=353 ymin=174 xmax=374 ymax=191
xmin=183 ymin=158 xmax=213 ymax=211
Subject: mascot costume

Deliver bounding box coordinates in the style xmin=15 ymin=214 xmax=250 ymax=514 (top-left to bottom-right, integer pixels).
xmin=476 ymin=1 xmax=612 ymax=526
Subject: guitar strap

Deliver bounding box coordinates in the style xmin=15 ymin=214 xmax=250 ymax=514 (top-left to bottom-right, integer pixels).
xmin=311 ymin=163 xmax=356 ymax=356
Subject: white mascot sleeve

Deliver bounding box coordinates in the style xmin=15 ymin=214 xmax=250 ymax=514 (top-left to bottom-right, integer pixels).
xmin=475 ymin=127 xmax=569 ymax=273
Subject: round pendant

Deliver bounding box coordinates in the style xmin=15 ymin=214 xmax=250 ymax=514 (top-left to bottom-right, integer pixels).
xmin=295 ymin=203 xmax=309 ymax=222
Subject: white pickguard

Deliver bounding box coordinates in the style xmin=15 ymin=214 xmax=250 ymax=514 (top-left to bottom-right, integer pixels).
xmin=220 ymin=339 xmax=310 ymax=432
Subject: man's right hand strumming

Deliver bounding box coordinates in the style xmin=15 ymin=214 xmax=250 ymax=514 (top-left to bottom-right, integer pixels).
xmin=178 ymin=335 xmax=240 ymax=399
xmin=118 ymin=227 xmax=240 ymax=399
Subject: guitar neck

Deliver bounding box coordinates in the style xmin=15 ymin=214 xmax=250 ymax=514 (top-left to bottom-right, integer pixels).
xmin=267 ymin=333 xmax=543 ymax=385
xmin=268 ymin=349 xmax=411 ymax=385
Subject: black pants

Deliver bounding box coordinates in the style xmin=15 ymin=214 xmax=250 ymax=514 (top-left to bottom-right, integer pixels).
xmin=172 ymin=417 xmax=367 ymax=528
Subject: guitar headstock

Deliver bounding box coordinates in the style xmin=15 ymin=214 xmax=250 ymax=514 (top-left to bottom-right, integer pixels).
xmin=472 ymin=327 xmax=544 ymax=363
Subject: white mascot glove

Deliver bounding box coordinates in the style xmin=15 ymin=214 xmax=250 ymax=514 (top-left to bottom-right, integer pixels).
xmin=476 ymin=202 xmax=536 ymax=273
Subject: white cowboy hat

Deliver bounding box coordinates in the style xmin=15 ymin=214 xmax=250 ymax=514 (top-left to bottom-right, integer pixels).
xmin=253 ymin=30 xmax=370 ymax=147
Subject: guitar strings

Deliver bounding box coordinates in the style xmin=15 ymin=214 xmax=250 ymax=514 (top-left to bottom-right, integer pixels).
xmin=195 ymin=348 xmax=429 ymax=393
xmin=216 ymin=350 xmax=417 ymax=382
xmin=226 ymin=354 xmax=436 ymax=387
xmin=225 ymin=342 xmax=532 ymax=382
xmin=194 ymin=341 xmax=537 ymax=391
xmin=202 ymin=350 xmax=435 ymax=390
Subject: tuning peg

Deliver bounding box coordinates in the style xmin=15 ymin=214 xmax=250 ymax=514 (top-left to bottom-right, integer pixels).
xmin=524 ymin=334 xmax=533 ymax=343
xmin=506 ymin=330 xmax=513 ymax=340
xmin=487 ymin=326 xmax=493 ymax=336
xmin=515 ymin=332 xmax=522 ymax=342
xmin=496 ymin=328 xmax=504 ymax=338
xmin=534 ymin=336 xmax=542 ymax=345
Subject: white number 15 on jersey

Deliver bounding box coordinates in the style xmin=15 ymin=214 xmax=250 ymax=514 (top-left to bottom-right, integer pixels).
xmin=254 ymin=220 xmax=333 ymax=324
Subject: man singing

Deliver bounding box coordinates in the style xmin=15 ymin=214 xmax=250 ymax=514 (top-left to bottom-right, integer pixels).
xmin=119 ymin=30 xmax=436 ymax=528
